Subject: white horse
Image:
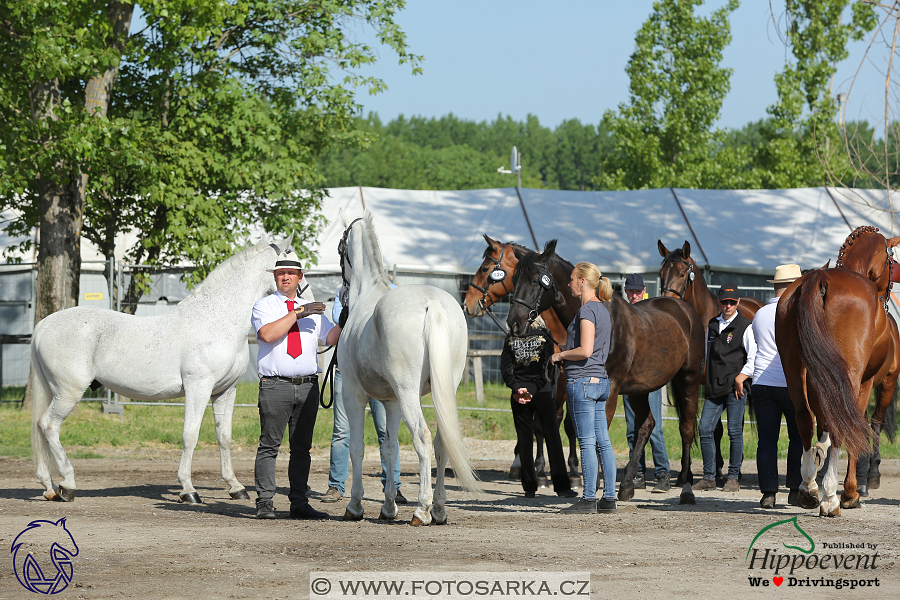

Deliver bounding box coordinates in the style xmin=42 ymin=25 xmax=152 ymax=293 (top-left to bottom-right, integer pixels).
xmin=31 ymin=235 xmax=298 ymax=503
xmin=336 ymin=210 xmax=481 ymax=525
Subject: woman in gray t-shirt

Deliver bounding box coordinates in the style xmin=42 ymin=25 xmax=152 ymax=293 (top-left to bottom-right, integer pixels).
xmin=551 ymin=261 xmax=616 ymax=514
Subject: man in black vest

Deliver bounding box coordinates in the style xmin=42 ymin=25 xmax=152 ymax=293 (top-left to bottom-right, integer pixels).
xmin=692 ymin=283 xmax=756 ymax=493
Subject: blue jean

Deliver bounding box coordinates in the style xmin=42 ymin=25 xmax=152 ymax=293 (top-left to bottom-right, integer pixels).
xmin=624 ymin=388 xmax=670 ymax=478
xmin=327 ymin=370 xmax=402 ymax=494
xmin=699 ymin=392 xmax=745 ymax=480
xmin=566 ymin=377 xmax=616 ymax=500
xmin=752 ymin=384 xmax=802 ymax=493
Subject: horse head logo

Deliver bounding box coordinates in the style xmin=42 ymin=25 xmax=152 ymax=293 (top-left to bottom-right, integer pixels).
xmin=746 ymin=515 xmax=815 ymax=560
xmin=10 ymin=518 xmax=79 ymax=594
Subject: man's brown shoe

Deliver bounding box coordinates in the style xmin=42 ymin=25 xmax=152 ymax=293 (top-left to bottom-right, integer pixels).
xmin=760 ymin=492 xmax=776 ymax=509
xmin=321 ymin=486 xmax=342 ymax=503
xmin=692 ymin=478 xmax=716 ymax=491
xmin=723 ymin=478 xmax=740 ymax=492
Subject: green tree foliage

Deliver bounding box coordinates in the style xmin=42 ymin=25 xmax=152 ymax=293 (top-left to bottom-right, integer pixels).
xmin=754 ymin=0 xmax=877 ymax=188
xmin=598 ymin=0 xmax=744 ymax=190
xmin=0 ymin=0 xmax=420 ymax=305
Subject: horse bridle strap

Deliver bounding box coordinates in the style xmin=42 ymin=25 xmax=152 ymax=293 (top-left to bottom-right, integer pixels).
xmin=468 ymin=243 xmax=512 ymax=307
xmin=661 ymin=261 xmax=694 ymax=300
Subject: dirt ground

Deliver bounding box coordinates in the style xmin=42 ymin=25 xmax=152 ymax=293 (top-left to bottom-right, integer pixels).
xmin=1 ymin=440 xmax=898 ymax=600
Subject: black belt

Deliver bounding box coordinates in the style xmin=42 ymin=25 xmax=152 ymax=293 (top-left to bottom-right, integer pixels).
xmin=268 ymin=375 xmax=317 ymax=385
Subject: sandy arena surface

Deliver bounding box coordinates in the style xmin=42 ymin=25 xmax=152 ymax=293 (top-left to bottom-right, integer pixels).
xmin=1 ymin=440 xmax=898 ymax=599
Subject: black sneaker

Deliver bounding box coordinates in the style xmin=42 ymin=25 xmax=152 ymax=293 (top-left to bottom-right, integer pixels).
xmin=395 ymin=489 xmax=408 ymax=504
xmin=289 ymin=504 xmax=329 ymax=520
xmin=556 ymin=489 xmax=578 ymax=498
xmin=256 ymin=501 xmax=275 ymax=520
xmin=524 ymin=491 xmax=536 ymax=498
xmin=857 ymin=484 xmax=868 ymax=498
xmin=559 ymin=498 xmax=598 ymax=514
xmin=597 ymin=497 xmax=617 ymax=513
xmin=652 ymin=473 xmax=671 ymax=493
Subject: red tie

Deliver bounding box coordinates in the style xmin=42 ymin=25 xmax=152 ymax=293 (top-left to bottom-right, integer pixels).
xmin=285 ymin=300 xmax=302 ymax=358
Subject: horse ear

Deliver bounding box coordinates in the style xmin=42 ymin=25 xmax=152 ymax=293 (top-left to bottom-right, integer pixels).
xmin=682 ymin=240 xmax=691 ymax=260
xmin=338 ymin=208 xmax=348 ymax=227
xmin=887 ymin=235 xmax=900 ymax=248
xmin=541 ymin=239 xmax=558 ymax=259
xmin=260 ymin=232 xmax=270 ymax=246
xmin=278 ymin=231 xmax=295 ymax=254
xmin=657 ymin=240 xmax=669 ymax=258
xmin=484 ymin=234 xmax=501 ymax=251
xmin=822 ymin=259 xmax=831 ymax=269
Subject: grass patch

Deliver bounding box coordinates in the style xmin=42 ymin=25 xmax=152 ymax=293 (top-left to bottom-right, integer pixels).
xmin=3 ymin=382 xmax=899 ymax=463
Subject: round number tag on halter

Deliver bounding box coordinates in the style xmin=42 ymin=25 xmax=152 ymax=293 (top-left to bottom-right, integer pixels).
xmin=489 ymin=269 xmax=506 ymax=282
xmin=689 ymin=271 xmax=695 ymax=282
xmin=540 ymin=273 xmax=553 ymax=289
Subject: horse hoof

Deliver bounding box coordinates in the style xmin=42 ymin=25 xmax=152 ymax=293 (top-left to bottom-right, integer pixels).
xmin=343 ymin=509 xmax=363 ymax=521
xmin=230 ymin=489 xmax=251 ymax=500
xmin=55 ymin=486 xmax=75 ymax=502
xmin=819 ymin=505 xmax=840 ymax=518
xmin=799 ymin=490 xmax=819 ymax=509
xmin=378 ymin=510 xmax=397 ymax=521
xmin=179 ymin=492 xmax=202 ymax=504
xmin=840 ymin=496 xmax=860 ymax=510
xmin=431 ymin=515 xmax=448 ymax=525
xmin=618 ymin=485 xmax=635 ymax=502
xmin=569 ymin=475 xmax=583 ymax=489
xmin=868 ymin=475 xmax=881 ymax=490
xmin=679 ymin=491 xmax=696 ymax=505
xmin=410 ymin=515 xmax=428 ymax=527
xmin=509 ymin=467 xmax=520 ymax=480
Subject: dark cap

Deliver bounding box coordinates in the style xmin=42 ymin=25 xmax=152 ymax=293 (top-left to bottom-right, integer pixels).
xmin=624 ymin=273 xmax=645 ymax=290
xmin=717 ymin=283 xmax=740 ymax=301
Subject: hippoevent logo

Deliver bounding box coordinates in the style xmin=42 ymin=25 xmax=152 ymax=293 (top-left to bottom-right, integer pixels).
xmin=10 ymin=518 xmax=79 ymax=594
xmin=745 ymin=516 xmax=880 ymax=590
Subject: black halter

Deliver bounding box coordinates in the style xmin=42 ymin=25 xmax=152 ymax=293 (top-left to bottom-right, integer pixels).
xmin=338 ymin=217 xmax=364 ymax=290
xmin=509 ymin=262 xmax=555 ymax=327
xmin=661 ymin=260 xmax=695 ymax=299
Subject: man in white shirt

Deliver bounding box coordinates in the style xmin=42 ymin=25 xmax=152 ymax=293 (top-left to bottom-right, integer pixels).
xmin=693 ymin=283 xmax=757 ymax=493
xmin=252 ymin=249 xmax=341 ymax=519
xmin=752 ymin=264 xmax=803 ymax=509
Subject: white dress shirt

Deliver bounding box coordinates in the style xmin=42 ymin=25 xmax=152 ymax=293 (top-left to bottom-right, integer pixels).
xmin=749 ymin=297 xmax=786 ymax=387
xmin=252 ymin=290 xmax=334 ymax=377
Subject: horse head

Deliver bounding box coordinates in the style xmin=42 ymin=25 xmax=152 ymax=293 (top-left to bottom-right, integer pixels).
xmin=507 ymin=240 xmax=560 ymax=337
xmin=463 ymin=235 xmax=528 ymax=317
xmin=835 ymin=226 xmax=900 ymax=304
xmin=658 ymin=239 xmax=698 ymax=300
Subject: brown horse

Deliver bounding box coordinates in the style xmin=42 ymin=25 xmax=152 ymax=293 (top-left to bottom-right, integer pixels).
xmin=657 ymin=240 xmax=765 ymax=481
xmin=463 ymin=235 xmax=580 ymax=481
xmin=507 ymin=240 xmax=706 ymax=505
xmin=776 ymin=226 xmax=900 ymax=516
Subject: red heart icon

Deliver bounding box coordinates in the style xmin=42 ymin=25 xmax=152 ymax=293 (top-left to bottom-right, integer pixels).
xmin=773 ymin=577 xmax=784 ymax=586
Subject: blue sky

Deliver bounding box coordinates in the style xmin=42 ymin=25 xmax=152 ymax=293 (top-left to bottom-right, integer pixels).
xmin=351 ymin=0 xmax=893 ymax=131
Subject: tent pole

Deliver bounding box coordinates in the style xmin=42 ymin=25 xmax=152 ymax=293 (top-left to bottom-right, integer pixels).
xmin=515 ymin=187 xmax=539 ymax=250
xmin=668 ymin=187 xmax=710 ymax=266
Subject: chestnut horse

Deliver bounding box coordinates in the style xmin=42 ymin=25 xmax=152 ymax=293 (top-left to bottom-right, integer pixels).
xmin=507 ymin=241 xmax=706 ymax=505
xmin=776 ymin=226 xmax=900 ymax=516
xmin=463 ymin=235 xmax=579 ymax=480
xmin=657 ymin=240 xmax=765 ymax=480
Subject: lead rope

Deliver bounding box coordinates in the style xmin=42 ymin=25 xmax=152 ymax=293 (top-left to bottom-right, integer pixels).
xmin=319 ymin=343 xmax=338 ymax=409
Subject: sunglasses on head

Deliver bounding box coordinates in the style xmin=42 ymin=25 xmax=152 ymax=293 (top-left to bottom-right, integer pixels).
xmin=720 ymin=299 xmax=738 ymax=306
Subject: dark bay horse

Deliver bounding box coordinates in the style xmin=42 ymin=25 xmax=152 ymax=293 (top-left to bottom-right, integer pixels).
xmin=507 ymin=240 xmax=706 ymax=504
xmin=463 ymin=235 xmax=580 ymax=481
xmin=657 ymin=240 xmax=765 ymax=480
xmin=776 ymin=226 xmax=900 ymax=516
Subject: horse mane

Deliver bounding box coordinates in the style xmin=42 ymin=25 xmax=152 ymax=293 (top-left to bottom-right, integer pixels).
xmin=179 ymin=239 xmax=271 ymax=304
xmin=482 ymin=241 xmax=530 ymax=260
xmin=517 ymin=239 xmax=573 ymax=279
xmin=836 ymin=225 xmax=881 ymax=268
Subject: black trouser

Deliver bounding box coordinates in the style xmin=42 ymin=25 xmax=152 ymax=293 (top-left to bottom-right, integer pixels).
xmin=254 ymin=377 xmax=319 ymax=509
xmin=510 ymin=385 xmax=571 ymax=493
xmin=752 ymin=384 xmax=802 ymax=493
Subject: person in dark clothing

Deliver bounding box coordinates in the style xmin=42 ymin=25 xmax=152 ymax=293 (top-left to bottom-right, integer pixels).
xmin=501 ymin=319 xmax=577 ymax=499
xmin=693 ymin=283 xmax=756 ymax=493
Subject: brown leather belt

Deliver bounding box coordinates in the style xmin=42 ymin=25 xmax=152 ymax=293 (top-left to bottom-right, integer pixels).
xmin=268 ymin=375 xmax=317 ymax=385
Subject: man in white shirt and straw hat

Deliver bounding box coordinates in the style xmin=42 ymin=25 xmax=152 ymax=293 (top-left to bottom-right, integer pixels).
xmin=752 ymin=264 xmax=803 ymax=509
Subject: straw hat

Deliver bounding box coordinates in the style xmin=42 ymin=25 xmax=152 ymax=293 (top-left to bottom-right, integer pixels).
xmin=267 ymin=249 xmax=303 ymax=272
xmin=767 ymin=264 xmax=801 ymax=284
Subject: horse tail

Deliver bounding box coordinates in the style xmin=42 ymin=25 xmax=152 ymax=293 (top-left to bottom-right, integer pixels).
xmin=796 ymin=270 xmax=870 ymax=457
xmin=30 ymin=336 xmax=54 ymax=481
xmin=424 ymin=302 xmax=481 ymax=494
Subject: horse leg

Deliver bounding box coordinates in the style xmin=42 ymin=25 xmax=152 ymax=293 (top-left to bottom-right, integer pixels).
xmin=841 ymin=451 xmax=861 ymax=510
xmin=343 ymin=395 xmax=368 ymax=521
xmin=400 ymin=397 xmax=434 ymax=526
xmin=431 ymin=429 xmax=448 ymax=525
xmin=619 ymin=396 xmax=651 ymax=502
xmin=819 ymin=442 xmax=841 ymax=517
xmin=177 ymin=383 xmax=214 ymax=504
xmin=37 ymin=394 xmax=81 ymax=502
xmin=211 ymin=385 xmax=249 ymax=500
xmin=564 ymin=411 xmax=580 ymax=487
xmin=534 ymin=426 xmax=547 ymax=486
xmin=378 ymin=401 xmax=402 ymax=521
xmin=868 ymin=427 xmax=882 ymax=490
